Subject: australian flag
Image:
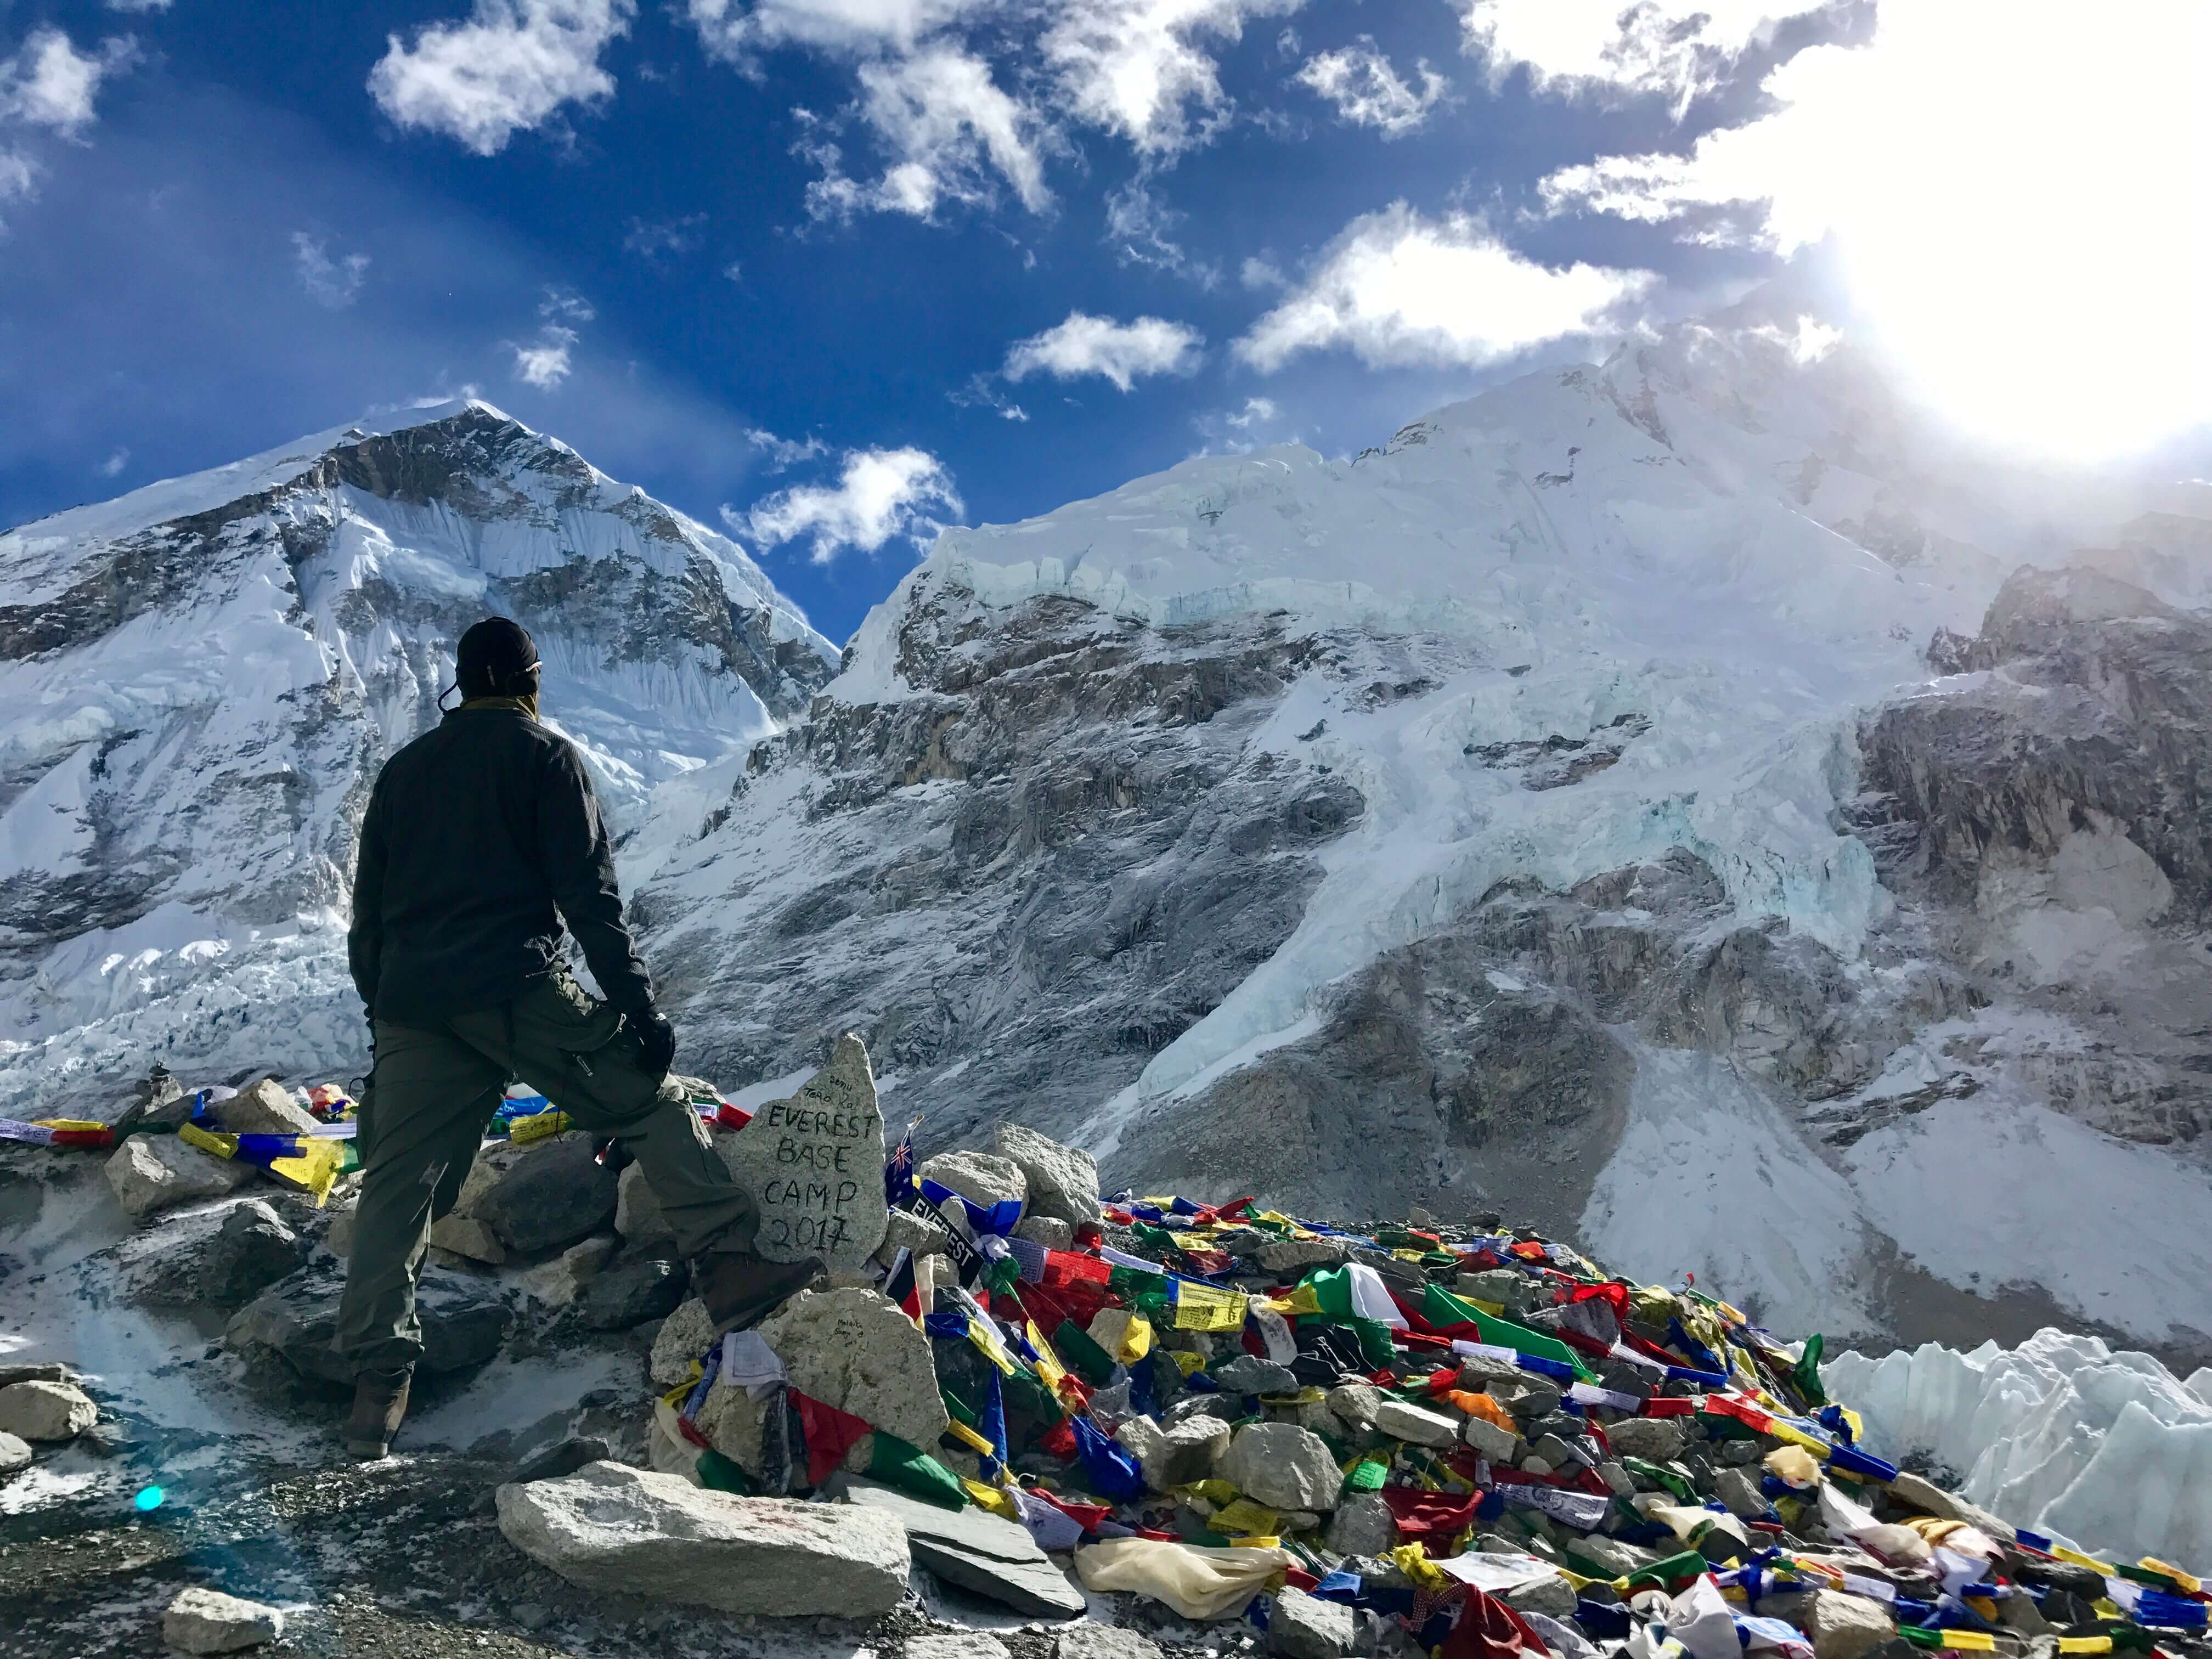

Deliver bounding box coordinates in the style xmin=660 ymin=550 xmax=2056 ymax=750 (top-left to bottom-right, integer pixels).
xmin=884 ymin=1116 xmax=919 ymax=1206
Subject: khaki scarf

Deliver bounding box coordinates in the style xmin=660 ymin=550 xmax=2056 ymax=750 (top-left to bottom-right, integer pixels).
xmin=458 ymin=693 xmax=540 ymax=720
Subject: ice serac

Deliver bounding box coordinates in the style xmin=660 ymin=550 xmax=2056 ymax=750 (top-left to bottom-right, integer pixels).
xmin=635 ymin=297 xmax=2212 ymax=1358
xmin=0 ymin=400 xmax=837 ymax=1116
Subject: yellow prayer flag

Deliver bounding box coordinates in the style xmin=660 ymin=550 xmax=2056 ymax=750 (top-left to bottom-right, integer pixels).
xmin=2057 ymin=1640 xmax=2114 ymax=1655
xmin=1229 ymin=1536 xmax=1282 ymax=1548
xmin=1172 ymin=1282 xmax=1248 ymax=1333
xmin=962 ymin=1479 xmax=1021 ymax=1520
xmin=266 ymin=1138 xmax=346 ymax=1205
xmin=179 ymin=1123 xmax=238 ymax=1159
xmin=509 ymin=1109 xmax=571 ymax=1145
xmin=2057 ymin=1547 xmax=2117 ymax=1575
xmin=32 ymin=1119 xmax=110 ymax=1132
xmin=1939 ymin=1633 xmax=1995 ymax=1652
xmin=1025 ymin=1322 xmax=1071 ymax=1393
xmin=1212 ymin=1499 xmax=1282 ymax=1536
xmin=1169 ymin=1350 xmax=1209 ymax=1376
xmin=1118 ymin=1314 xmax=1155 ymax=1363
xmin=2142 ymin=1559 xmax=2203 ymax=1594
xmin=945 ymin=1418 xmax=998 ymax=1457
xmin=1272 ymin=1284 xmax=1324 ymax=1317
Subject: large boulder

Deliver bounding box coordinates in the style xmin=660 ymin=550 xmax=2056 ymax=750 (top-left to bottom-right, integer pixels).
xmin=648 ymin=1298 xmax=718 ymax=1387
xmin=614 ymin=1163 xmax=676 ymax=1249
xmin=1372 ymin=1399 xmax=1460 ymax=1447
xmin=105 ymin=1136 xmax=253 ymax=1222
xmin=991 ymin=1124 xmax=1100 ymax=1223
xmin=200 ymin=1200 xmax=314 ymax=1307
xmin=1217 ymin=1423 xmax=1343 ymax=1511
xmin=225 ymin=1267 xmax=512 ymax=1385
xmin=212 ymin=1078 xmax=320 ymax=1138
xmin=162 ymin=1587 xmax=284 ymax=1654
xmin=0 ymin=1379 xmax=95 ymax=1441
xmin=1325 ymin=1492 xmax=1399 ymax=1556
xmin=1602 ymin=1418 xmax=1686 ymax=1462
xmin=1269 ymin=1587 xmax=1361 ymax=1659
xmin=915 ymin=1150 xmax=1026 ymax=1211
xmin=520 ymin=1235 xmax=617 ymax=1308
xmin=573 ymin=1256 xmax=690 ymax=1331
xmin=470 ymin=1134 xmax=620 ymax=1255
xmin=495 ymin=1461 xmax=910 ymax=1616
xmin=0 ymin=1429 xmax=30 ymax=1481
xmin=1804 ymin=1589 xmax=1898 ymax=1659
xmin=428 ymin=1215 xmax=506 ymax=1266
xmin=834 ymin=1474 xmax=1086 ymax=1618
xmin=1117 ymin=1413 xmax=1231 ymax=1491
xmin=719 ymin=1034 xmax=888 ymax=1273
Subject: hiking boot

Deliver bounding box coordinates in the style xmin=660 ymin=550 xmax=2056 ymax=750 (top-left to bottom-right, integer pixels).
xmin=344 ymin=1372 xmax=411 ymax=1461
xmin=695 ymin=1250 xmax=826 ymax=1335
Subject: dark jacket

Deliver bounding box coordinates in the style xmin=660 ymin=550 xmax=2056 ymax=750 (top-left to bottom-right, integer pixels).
xmin=347 ymin=705 xmax=653 ymax=1025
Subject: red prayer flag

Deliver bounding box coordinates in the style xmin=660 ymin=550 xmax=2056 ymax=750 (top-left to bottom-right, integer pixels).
xmin=1439 ymin=1586 xmax=1553 ymax=1659
xmin=1378 ymin=1486 xmax=1482 ymax=1539
xmin=793 ymin=1390 xmax=874 ymax=1487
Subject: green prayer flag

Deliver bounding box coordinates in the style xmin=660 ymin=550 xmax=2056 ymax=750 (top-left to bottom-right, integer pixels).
xmin=867 ymin=1432 xmax=970 ymax=1510
xmin=1792 ymin=1333 xmax=1828 ymax=1407
xmin=1421 ymin=1284 xmax=1592 ymax=1379
xmin=1053 ymin=1318 xmax=1120 ymax=1386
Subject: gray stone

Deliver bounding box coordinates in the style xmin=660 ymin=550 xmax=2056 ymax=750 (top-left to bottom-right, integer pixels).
xmin=0 ymin=1379 xmax=94 ymax=1441
xmin=574 ymin=1256 xmax=690 ymax=1331
xmin=0 ymin=1362 xmax=75 ymax=1389
xmin=1602 ymin=1418 xmax=1687 ymax=1462
xmin=834 ymin=1475 xmax=1087 ymax=1618
xmin=1325 ymin=1492 xmax=1399 ymax=1556
xmin=495 ymin=1461 xmax=910 ymax=1616
xmin=1519 ymin=1457 xmax=1554 ymax=1476
xmin=1569 ymin=1535 xmax=1658 ymax=1577
xmin=513 ymin=1435 xmax=613 ymax=1486
xmin=1459 ymin=1268 xmax=1536 ymax=1311
xmin=881 ymin=1207 xmax=956 ymax=1262
xmin=1373 ymin=1399 xmax=1461 ymax=1448
xmin=105 ymin=1135 xmax=253 ymax=1222
xmin=1460 ymin=1415 xmax=1520 ymax=1463
xmin=0 ymin=1430 xmax=28 ymax=1480
xmin=1255 ymin=1238 xmax=1353 ymax=1274
xmin=1720 ymin=1438 xmax=1765 ymax=1465
xmin=1531 ymin=1433 xmax=1582 ymax=1470
xmin=1884 ymin=1470 xmax=2016 ymax=1543
xmin=649 ymin=1297 xmax=720 ymax=1387
xmin=450 ymin=1138 xmax=536 ymax=1221
xmin=1806 ymin=1589 xmax=1898 ymax=1659
xmin=1218 ymin=1422 xmax=1343 ymax=1511
xmin=708 ymin=1286 xmax=945 ymax=1472
xmin=1504 ymin=1381 xmax=1561 ymax=1420
xmin=1501 ymin=1572 xmax=1579 ymax=1621
xmin=719 ymin=1035 xmax=888 ymax=1272
xmin=521 ymin=1234 xmax=618 ymax=1307
xmin=916 ymin=1149 xmax=1027 ymax=1211
xmin=1457 ymin=1354 xmax=1522 ymax=1389
xmin=1216 ymin=1353 xmax=1299 ymax=1396
xmin=1056 ymin=1626 xmax=1164 ymax=1659
xmin=909 ymin=1639 xmax=1012 ymax=1659
xmin=472 ymin=1134 xmax=619 ymax=1255
xmin=212 ymin=1077 xmax=321 ymax=1138
xmin=112 ymin=1065 xmax=189 ymax=1136
xmin=226 ymin=1266 xmax=512 ymax=1384
xmin=200 ymin=1199 xmax=312 ymax=1307
xmin=616 ymin=1162 xmax=677 ymax=1249
xmin=1327 ymin=1383 xmax=1384 ymax=1426
xmin=1118 ymin=1413 xmax=1231 ymax=1491
xmin=992 ymin=1122 xmax=1101 ymax=1223
xmin=1014 ymin=1214 xmax=1075 ymax=1251
xmin=1596 ymin=1460 xmax=1637 ymax=1498
xmin=162 ymin=1587 xmax=285 ymax=1654
xmin=1717 ymin=1467 xmax=1769 ymax=1520
xmin=1269 ymin=1587 xmax=1360 ymax=1659
xmin=428 ymin=1214 xmax=506 ymax=1265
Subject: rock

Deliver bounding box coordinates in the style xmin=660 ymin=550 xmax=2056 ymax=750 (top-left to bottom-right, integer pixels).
xmin=1014 ymin=1214 xmax=1075 ymax=1251
xmin=1504 ymin=1381 xmax=1561 ymax=1420
xmin=1325 ymin=1492 xmax=1400 ymax=1555
xmin=1806 ymin=1589 xmax=1898 ymax=1659
xmin=573 ymin=1256 xmax=690 ymax=1331
xmin=649 ymin=1297 xmax=720 ymax=1387
xmin=0 ymin=1430 xmax=31 ymax=1479
xmin=0 ymin=1362 xmax=76 ymax=1388
xmin=1218 ymin=1422 xmax=1343 ymax=1511
xmin=1596 ymin=1460 xmax=1637 ymax=1498
xmin=881 ymin=1207 xmax=955 ymax=1262
xmin=991 ymin=1122 xmax=1100 ymax=1223
xmin=1216 ymin=1354 xmax=1299 ymax=1395
xmin=162 ymin=1587 xmax=285 ymax=1654
xmin=213 ymin=1077 xmax=321 ymax=1138
xmin=1256 ymin=1238 xmax=1353 ymax=1274
xmin=1519 ymin=1457 xmax=1554 ymax=1477
xmin=1118 ymin=1414 xmax=1231 ymax=1491
xmin=0 ymin=1379 xmax=95 ymax=1441
xmin=1457 ymin=1353 xmax=1522 ymax=1389
xmin=834 ymin=1474 xmax=1087 ymax=1618
xmin=1571 ymin=1535 xmax=1658 ymax=1576
xmin=1056 ymin=1627 xmax=1164 ymax=1659
xmin=325 ymin=1203 xmax=356 ymax=1260
xmin=113 ymin=1064 xmax=190 ymax=1135
xmin=521 ymin=1235 xmax=618 ymax=1307
xmin=616 ymin=1162 xmax=677 ymax=1249
xmin=200 ymin=1200 xmax=312 ymax=1307
xmin=427 ymin=1215 xmax=506 ymax=1266
xmin=450 ymin=1139 xmax=537 ymax=1222
xmin=1501 ymin=1573 xmax=1579 ymax=1621
xmin=1883 ymin=1470 xmax=2016 ymax=1543
xmin=471 ymin=1134 xmax=619 ymax=1255
xmin=227 ymin=1266 xmax=512 ymax=1384
xmin=105 ymin=1135 xmax=253 ymax=1222
xmin=1327 ymin=1383 xmax=1384 ymax=1426
xmin=1373 ymin=1399 xmax=1461 ymax=1448
xmin=727 ymin=1286 xmax=945 ymax=1459
xmin=916 ymin=1149 xmax=1027 ymax=1211
xmin=718 ymin=1034 xmax=889 ymax=1272
xmin=1459 ymin=1268 xmax=1534 ymax=1310
xmin=1269 ymin=1587 xmax=1361 ymax=1659
xmin=512 ymin=1435 xmax=613 ymax=1486
xmin=909 ymin=1639 xmax=1012 ymax=1659
xmin=1460 ymin=1415 xmax=1520 ymax=1463
xmin=1716 ymin=1468 xmax=1768 ymax=1520
xmin=1602 ymin=1418 xmax=1687 ymax=1462
xmin=495 ymin=1461 xmax=910 ymax=1616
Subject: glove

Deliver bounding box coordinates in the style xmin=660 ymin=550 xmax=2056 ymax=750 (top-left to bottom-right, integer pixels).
xmin=629 ymin=1008 xmax=677 ymax=1080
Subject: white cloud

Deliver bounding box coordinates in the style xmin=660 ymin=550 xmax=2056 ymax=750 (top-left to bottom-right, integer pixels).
xmin=1234 ymin=203 xmax=1654 ymax=373
xmin=623 ymin=212 xmax=707 ymax=256
xmin=1042 ymin=0 xmax=1306 ymax=156
xmin=104 ymin=0 xmax=173 ymax=12
xmin=0 ymin=26 xmax=138 ymax=138
xmin=731 ymin=445 xmax=961 ymax=562
xmin=98 ymin=447 xmax=129 ymax=477
xmin=1226 ymin=396 xmax=1276 ymax=428
xmin=1453 ymin=0 xmax=1833 ymax=114
xmin=291 ymin=232 xmax=371 ymax=309
xmin=1104 ymin=177 xmax=1217 ymax=284
xmin=539 ymin=285 xmax=595 ymax=321
xmin=1003 ymin=311 xmax=1204 ymax=391
xmin=949 ymin=371 xmax=1029 ymax=421
xmin=510 ymin=325 xmax=578 ymax=388
xmin=746 ymin=427 xmax=830 ymax=470
xmin=1240 ymin=254 xmax=1285 ymax=290
xmin=1538 ymin=1 xmax=2211 ymax=455
xmin=368 ymin=0 xmax=634 ymax=156
xmin=799 ymin=48 xmax=1048 ymax=219
xmin=688 ymin=0 xmax=990 ymax=59
xmin=1295 ymin=38 xmax=1446 ymax=136
xmin=722 ymin=259 xmax=744 ymax=281
xmin=0 ymin=148 xmax=35 ymax=209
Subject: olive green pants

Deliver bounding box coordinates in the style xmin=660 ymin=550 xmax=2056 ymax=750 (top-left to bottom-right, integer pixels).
xmin=333 ymin=972 xmax=758 ymax=1381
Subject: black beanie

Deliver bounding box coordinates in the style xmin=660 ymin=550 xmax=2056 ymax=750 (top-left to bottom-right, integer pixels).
xmin=455 ymin=617 xmax=540 ymax=699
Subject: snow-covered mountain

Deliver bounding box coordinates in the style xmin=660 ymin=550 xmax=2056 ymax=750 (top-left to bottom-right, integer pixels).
xmin=0 ymin=400 xmax=835 ymax=1101
xmin=7 ymin=304 xmax=2210 ymax=1363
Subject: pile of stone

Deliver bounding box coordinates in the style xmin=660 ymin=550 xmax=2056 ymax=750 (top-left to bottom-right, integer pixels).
xmin=493 ymin=1036 xmax=2212 ymax=1659
xmin=0 ymin=1360 xmax=100 ymax=1488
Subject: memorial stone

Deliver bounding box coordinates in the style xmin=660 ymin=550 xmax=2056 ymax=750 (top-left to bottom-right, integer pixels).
xmin=720 ymin=1034 xmax=887 ymax=1273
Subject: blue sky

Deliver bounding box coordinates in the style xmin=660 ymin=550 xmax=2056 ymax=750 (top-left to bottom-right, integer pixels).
xmin=0 ymin=1 xmax=2201 ymax=641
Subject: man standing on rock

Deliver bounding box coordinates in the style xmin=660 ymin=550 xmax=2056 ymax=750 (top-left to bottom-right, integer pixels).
xmin=335 ymin=617 xmax=819 ymax=1460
